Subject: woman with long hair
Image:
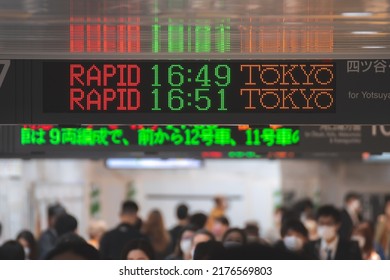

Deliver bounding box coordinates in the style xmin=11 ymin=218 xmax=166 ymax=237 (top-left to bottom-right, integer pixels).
xmin=141 ymin=209 xmax=171 ymax=259
xmin=17 ymin=230 xmax=38 ymax=260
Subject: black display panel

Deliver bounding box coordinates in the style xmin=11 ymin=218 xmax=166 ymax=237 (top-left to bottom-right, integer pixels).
xmin=1 ymin=59 xmax=390 ymax=124
xmin=42 ymin=61 xmax=336 ymax=114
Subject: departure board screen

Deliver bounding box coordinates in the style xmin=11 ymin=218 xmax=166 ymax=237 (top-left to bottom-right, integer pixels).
xmin=1 ymin=59 xmax=390 ymax=124
xmin=42 ymin=61 xmax=336 ymax=114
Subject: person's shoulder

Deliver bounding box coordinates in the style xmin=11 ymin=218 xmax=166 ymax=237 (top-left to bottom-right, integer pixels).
xmin=169 ymin=225 xmax=181 ymax=233
xmin=39 ymin=229 xmax=55 ymax=240
xmin=101 ymin=227 xmax=119 ymax=239
xmin=273 ymin=240 xmax=285 ymax=250
xmin=338 ymin=238 xmax=360 ymax=253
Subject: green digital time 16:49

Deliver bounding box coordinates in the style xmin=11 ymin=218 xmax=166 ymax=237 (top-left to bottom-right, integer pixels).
xmin=151 ymin=64 xmax=231 ymax=112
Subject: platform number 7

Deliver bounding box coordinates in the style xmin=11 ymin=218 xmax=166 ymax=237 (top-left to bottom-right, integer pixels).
xmin=0 ymin=60 xmax=10 ymax=89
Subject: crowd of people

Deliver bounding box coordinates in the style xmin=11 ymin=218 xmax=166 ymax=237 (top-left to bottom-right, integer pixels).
xmin=1 ymin=193 xmax=390 ymax=260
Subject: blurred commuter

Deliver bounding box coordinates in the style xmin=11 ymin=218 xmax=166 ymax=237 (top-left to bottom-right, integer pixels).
xmin=375 ymin=199 xmax=390 ymax=259
xmin=166 ymin=225 xmax=197 ymax=260
xmin=206 ymin=196 xmax=228 ymax=231
xmin=293 ymin=199 xmax=315 ymax=223
xmin=121 ymin=239 xmax=155 ymax=260
xmin=45 ymin=241 xmax=100 ymax=260
xmin=100 ymin=200 xmax=146 ymax=260
xmin=0 ymin=222 xmax=2 ymax=244
xmin=274 ymin=220 xmax=308 ymax=257
xmin=189 ymin=212 xmax=208 ymax=230
xmin=54 ymin=213 xmax=78 ymax=238
xmin=339 ymin=192 xmax=362 ymax=240
xmin=142 ymin=209 xmax=171 ymax=259
xmin=245 ymin=222 xmax=261 ymax=244
xmin=211 ymin=216 xmax=230 ymax=241
xmin=0 ymin=240 xmax=25 ymax=260
xmin=87 ymin=220 xmax=107 ymax=250
xmin=38 ymin=203 xmax=66 ymax=259
xmin=17 ymin=230 xmax=38 ymax=260
xmin=265 ymin=207 xmax=286 ymax=244
xmin=191 ymin=229 xmax=215 ymax=259
xmin=352 ymin=222 xmax=381 ymax=260
xmin=293 ymin=199 xmax=318 ymax=240
xmin=193 ymin=241 xmax=226 ymax=260
xmin=169 ymin=204 xmax=189 ymax=254
xmin=304 ymin=205 xmax=362 ymax=260
xmin=222 ymin=228 xmax=247 ymax=248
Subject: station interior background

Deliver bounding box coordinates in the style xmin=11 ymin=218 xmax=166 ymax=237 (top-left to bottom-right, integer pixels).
xmin=1 ymin=158 xmax=390 ymax=242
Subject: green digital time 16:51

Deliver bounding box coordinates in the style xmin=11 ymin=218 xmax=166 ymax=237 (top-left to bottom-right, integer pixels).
xmin=151 ymin=64 xmax=231 ymax=111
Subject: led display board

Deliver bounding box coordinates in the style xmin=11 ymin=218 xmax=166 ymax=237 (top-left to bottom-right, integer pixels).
xmin=0 ymin=59 xmax=389 ymax=124
xmin=0 ymin=125 xmax=386 ymax=159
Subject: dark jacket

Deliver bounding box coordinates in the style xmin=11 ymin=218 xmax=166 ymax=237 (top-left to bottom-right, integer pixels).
xmin=38 ymin=229 xmax=58 ymax=259
xmin=304 ymin=238 xmax=362 ymax=260
xmin=100 ymin=223 xmax=147 ymax=260
xmin=339 ymin=209 xmax=355 ymax=240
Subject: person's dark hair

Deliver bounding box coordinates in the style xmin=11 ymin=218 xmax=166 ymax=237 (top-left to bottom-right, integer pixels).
xmin=280 ymin=220 xmax=309 ymax=238
xmin=16 ymin=230 xmax=37 ymax=260
xmin=121 ymin=239 xmax=155 ymax=260
xmin=45 ymin=241 xmax=100 ymax=260
xmin=48 ymin=203 xmax=66 ymax=219
xmin=215 ymin=216 xmax=230 ymax=227
xmin=57 ymin=232 xmax=85 ymax=245
xmin=344 ymin=192 xmax=360 ymax=203
xmin=121 ymin=200 xmax=139 ymax=215
xmin=193 ymin=241 xmax=226 ymax=260
xmin=194 ymin=229 xmax=215 ymax=242
xmin=293 ymin=199 xmax=314 ymax=212
xmin=176 ymin=204 xmax=189 ymax=220
xmin=316 ymin=205 xmax=341 ymax=224
xmin=54 ymin=214 xmax=78 ymax=237
xmin=222 ymin=228 xmax=247 ymax=245
xmin=0 ymin=240 xmax=25 ymax=260
xmin=189 ymin=213 xmax=208 ymax=230
xmin=245 ymin=223 xmax=259 ymax=236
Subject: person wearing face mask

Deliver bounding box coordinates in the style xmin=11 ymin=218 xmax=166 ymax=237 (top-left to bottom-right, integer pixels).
xmin=304 ymin=205 xmax=362 ymax=260
xmin=16 ymin=230 xmax=38 ymax=260
xmin=166 ymin=225 xmax=197 ymax=260
xmin=274 ymin=220 xmax=309 ymax=257
xmin=352 ymin=222 xmax=381 ymax=260
xmin=339 ymin=192 xmax=362 ymax=240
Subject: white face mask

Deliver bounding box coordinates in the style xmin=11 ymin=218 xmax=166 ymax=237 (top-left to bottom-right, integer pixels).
xmin=23 ymin=247 xmax=30 ymax=259
xmin=180 ymin=239 xmax=192 ymax=255
xmin=283 ymin=236 xmax=304 ymax=251
xmin=351 ymin=235 xmax=365 ymax=249
xmin=190 ymin=247 xmax=195 ymax=260
xmin=317 ymin=226 xmax=337 ymax=241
